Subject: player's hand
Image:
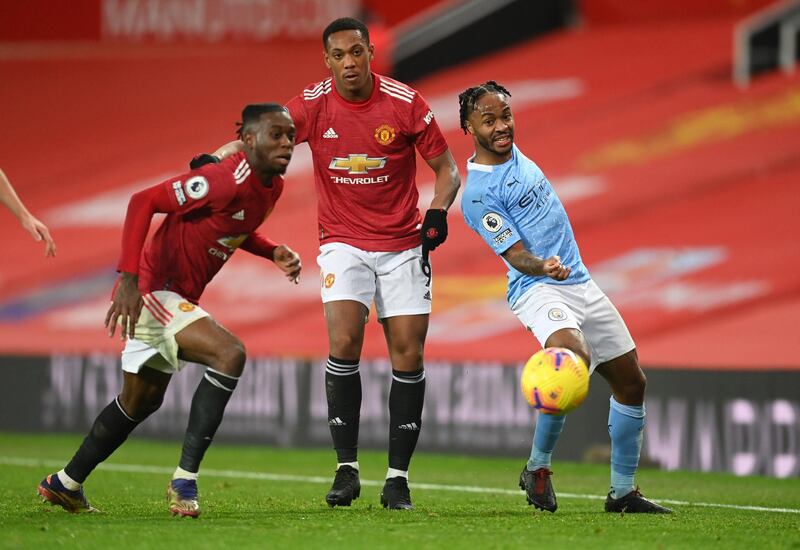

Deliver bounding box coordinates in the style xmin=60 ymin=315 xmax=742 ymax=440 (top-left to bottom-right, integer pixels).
xmin=273 ymin=244 xmax=301 ymax=284
xmin=421 ymin=208 xmax=448 ymax=257
xmin=21 ymin=214 xmax=56 ymax=257
xmin=543 ymin=255 xmax=571 ymax=281
xmin=189 ymin=153 xmax=220 ymax=170
xmin=105 ymin=273 xmax=144 ymax=340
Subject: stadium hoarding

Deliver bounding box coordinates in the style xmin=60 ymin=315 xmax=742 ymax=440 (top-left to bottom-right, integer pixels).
xmin=0 ymin=354 xmax=797 ymax=478
xmin=0 ymin=0 xmax=362 ymax=42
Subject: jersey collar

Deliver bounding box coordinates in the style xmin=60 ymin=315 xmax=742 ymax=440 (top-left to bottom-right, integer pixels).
xmin=467 ymin=144 xmax=517 ymax=172
xmin=331 ymin=72 xmax=380 ymax=109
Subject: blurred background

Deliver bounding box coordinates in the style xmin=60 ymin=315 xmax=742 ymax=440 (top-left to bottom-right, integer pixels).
xmin=1 ymin=0 xmax=798 ymax=478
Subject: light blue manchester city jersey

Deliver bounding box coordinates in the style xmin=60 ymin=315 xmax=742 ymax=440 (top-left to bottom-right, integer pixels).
xmin=461 ymin=144 xmax=590 ymax=307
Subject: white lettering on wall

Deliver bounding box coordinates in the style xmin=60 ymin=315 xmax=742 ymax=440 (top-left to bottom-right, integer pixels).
xmin=103 ymin=0 xmax=361 ymax=41
xmin=645 ymin=397 xmax=688 ymax=471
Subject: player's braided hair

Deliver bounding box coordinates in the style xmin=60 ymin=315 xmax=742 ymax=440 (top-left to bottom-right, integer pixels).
xmin=458 ymin=81 xmax=512 ymax=134
xmin=236 ymin=103 xmax=287 ymax=139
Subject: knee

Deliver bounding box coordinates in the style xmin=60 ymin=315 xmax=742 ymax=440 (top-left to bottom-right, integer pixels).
xmin=618 ymin=370 xmax=647 ymax=404
xmin=545 ymin=329 xmax=591 ymax=366
xmin=390 ymin=341 xmax=424 ymax=372
xmin=216 ymin=339 xmax=246 ymax=377
xmin=329 ymin=332 xmax=362 ymax=359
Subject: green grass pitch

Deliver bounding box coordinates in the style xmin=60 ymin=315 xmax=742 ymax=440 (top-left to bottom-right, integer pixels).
xmin=1 ymin=433 xmax=798 ymax=549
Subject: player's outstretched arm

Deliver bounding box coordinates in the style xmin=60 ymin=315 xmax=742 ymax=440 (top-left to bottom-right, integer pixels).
xmin=0 ymin=168 xmax=56 ymax=257
xmin=189 ymin=141 xmax=245 ymax=169
xmin=189 ymin=139 xmax=244 ymax=170
xmin=212 ymin=140 xmax=244 ymax=160
xmin=502 ymin=242 xmax=571 ymax=281
xmin=421 ymin=150 xmax=460 ymax=253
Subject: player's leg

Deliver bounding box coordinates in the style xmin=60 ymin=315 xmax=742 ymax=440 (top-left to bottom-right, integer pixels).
xmin=323 ymin=299 xmax=368 ymax=506
xmin=374 ymin=246 xmax=430 ymax=510
xmin=581 ymin=281 xmax=671 ymax=513
xmin=167 ymin=316 xmax=247 ymax=517
xmin=379 ymin=313 xmax=427 ymax=510
xmin=511 ymin=285 xmax=590 ymax=512
xmin=595 ymin=349 xmax=646 ymax=496
xmin=594 ymin=351 xmax=669 ymax=513
xmin=38 ymin=367 xmax=171 ymax=513
xmin=519 ymin=327 xmax=590 ymax=512
xmin=318 ymin=244 xmax=376 ymax=507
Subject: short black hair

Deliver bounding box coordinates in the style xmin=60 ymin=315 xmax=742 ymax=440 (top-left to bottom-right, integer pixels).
xmin=236 ymin=103 xmax=287 ymax=139
xmin=458 ymin=81 xmax=512 ymax=134
xmin=322 ymin=17 xmax=370 ymax=49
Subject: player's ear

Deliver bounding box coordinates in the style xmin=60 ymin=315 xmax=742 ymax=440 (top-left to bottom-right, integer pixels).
xmin=368 ymin=44 xmax=374 ymax=61
xmin=466 ymin=121 xmax=475 ymax=135
xmin=323 ymin=50 xmax=332 ymax=70
xmin=243 ymin=131 xmax=255 ymax=150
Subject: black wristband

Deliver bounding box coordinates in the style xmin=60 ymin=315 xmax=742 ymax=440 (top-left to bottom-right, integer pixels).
xmin=189 ymin=153 xmax=220 ymax=170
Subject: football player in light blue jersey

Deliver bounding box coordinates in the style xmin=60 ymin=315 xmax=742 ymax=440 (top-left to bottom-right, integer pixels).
xmin=459 ymin=81 xmax=671 ymax=514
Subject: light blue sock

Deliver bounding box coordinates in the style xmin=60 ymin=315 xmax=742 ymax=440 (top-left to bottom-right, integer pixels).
xmin=608 ymin=396 xmax=645 ymax=499
xmin=527 ymin=413 xmax=566 ymax=471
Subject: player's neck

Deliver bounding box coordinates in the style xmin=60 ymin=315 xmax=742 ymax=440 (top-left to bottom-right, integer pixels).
xmin=255 ymin=168 xmax=278 ymax=186
xmin=244 ymin=151 xmax=277 ymax=186
xmin=335 ymin=73 xmax=374 ymax=102
xmin=473 ymin=148 xmax=512 ymax=166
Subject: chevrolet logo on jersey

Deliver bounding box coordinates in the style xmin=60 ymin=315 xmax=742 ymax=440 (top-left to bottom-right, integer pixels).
xmin=329 ymin=154 xmax=387 ymax=174
xmin=217 ymin=234 xmax=248 ymax=251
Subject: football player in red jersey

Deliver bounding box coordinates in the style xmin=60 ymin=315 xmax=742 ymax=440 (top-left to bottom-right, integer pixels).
xmin=200 ymin=17 xmax=460 ymax=510
xmin=37 ymin=104 xmax=302 ymax=518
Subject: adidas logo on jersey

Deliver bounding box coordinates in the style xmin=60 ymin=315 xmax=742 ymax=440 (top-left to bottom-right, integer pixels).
xmin=423 ymin=290 xmax=431 ymax=301
xmin=231 ymin=210 xmax=245 ymax=220
xmin=329 ymin=417 xmax=346 ymax=426
xmin=323 ymin=127 xmax=339 ymax=139
xmin=398 ymin=422 xmax=420 ymax=431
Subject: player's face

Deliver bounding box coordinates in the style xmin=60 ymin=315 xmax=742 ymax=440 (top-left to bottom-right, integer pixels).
xmin=324 ymin=30 xmax=374 ymax=99
xmin=467 ymin=93 xmax=515 ymax=159
xmin=246 ymin=111 xmax=296 ymax=178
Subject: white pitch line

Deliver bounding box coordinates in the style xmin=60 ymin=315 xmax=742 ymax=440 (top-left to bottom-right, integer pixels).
xmin=3 ymin=456 xmax=799 ymax=515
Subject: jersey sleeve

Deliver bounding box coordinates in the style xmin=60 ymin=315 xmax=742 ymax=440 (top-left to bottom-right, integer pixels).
xmin=162 ymin=164 xmax=237 ymax=214
xmin=285 ymin=95 xmax=309 ymax=145
xmin=410 ymin=93 xmax=448 ymax=160
xmin=240 ymin=231 xmax=279 ymax=260
xmin=462 ymin=188 xmax=521 ymax=256
xmin=116 ymin=166 xmax=236 ymax=274
xmin=116 ymin=183 xmax=174 ymax=274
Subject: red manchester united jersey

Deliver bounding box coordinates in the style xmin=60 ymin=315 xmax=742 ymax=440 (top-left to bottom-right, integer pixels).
xmin=285 ymin=73 xmax=448 ymax=251
xmin=135 ymin=153 xmax=283 ymax=303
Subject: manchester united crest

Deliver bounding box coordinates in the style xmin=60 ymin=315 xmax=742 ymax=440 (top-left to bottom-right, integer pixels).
xmin=179 ymin=302 xmax=196 ymax=312
xmin=324 ymin=273 xmax=336 ymax=289
xmin=374 ymin=124 xmax=396 ymax=146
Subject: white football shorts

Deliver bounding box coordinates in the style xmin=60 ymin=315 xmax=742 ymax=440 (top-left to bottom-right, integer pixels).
xmin=120 ymin=290 xmax=210 ymax=374
xmin=317 ymin=242 xmax=432 ymax=319
xmin=511 ymin=279 xmax=635 ymax=373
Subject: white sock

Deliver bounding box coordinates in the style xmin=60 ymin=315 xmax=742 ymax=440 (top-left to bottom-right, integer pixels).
xmin=173 ymin=466 xmax=199 ymax=481
xmin=386 ymin=468 xmax=408 ymax=480
xmin=57 ymin=469 xmax=81 ymax=491
xmin=337 ymin=461 xmax=359 ymax=472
